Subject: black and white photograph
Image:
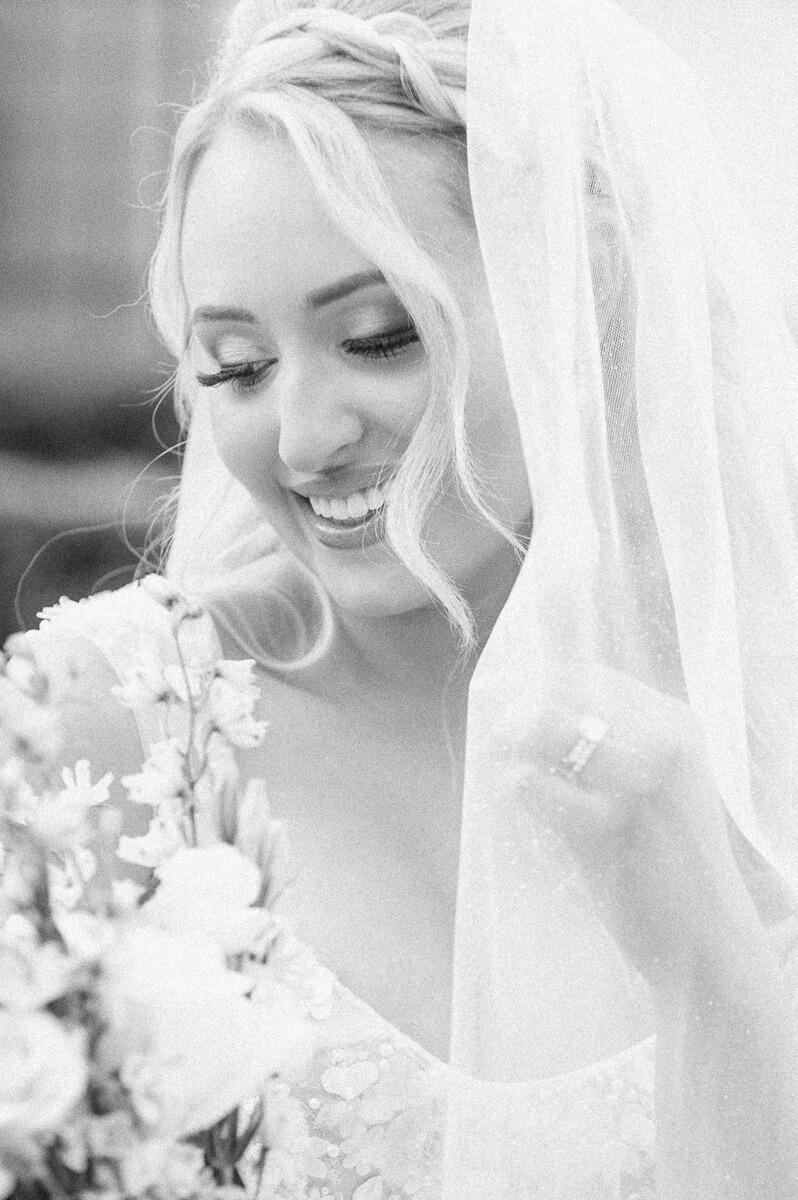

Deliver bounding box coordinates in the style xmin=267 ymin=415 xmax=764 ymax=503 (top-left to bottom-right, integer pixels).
xmin=1 ymin=1 xmax=798 ymax=1197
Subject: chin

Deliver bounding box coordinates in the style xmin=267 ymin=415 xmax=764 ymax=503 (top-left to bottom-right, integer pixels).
xmin=313 ymin=554 xmax=436 ymax=623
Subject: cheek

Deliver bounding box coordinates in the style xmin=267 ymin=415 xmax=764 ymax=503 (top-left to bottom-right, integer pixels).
xmin=208 ymin=399 xmax=280 ymax=501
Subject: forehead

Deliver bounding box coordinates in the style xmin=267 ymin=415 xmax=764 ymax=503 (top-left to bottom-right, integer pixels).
xmin=179 ymin=123 xmax=469 ymax=305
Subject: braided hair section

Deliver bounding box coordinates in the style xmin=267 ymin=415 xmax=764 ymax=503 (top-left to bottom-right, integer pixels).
xmin=213 ymin=3 xmax=467 ymax=132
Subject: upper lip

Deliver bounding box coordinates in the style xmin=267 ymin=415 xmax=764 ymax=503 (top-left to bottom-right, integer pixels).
xmin=288 ymin=471 xmax=395 ymax=500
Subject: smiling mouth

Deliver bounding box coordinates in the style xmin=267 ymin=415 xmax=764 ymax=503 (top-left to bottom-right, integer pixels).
xmin=299 ymin=497 xmax=380 ymax=528
xmin=292 ymin=488 xmax=391 ymax=549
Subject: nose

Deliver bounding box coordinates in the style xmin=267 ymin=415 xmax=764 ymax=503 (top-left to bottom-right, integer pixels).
xmin=276 ymin=361 xmax=365 ymax=474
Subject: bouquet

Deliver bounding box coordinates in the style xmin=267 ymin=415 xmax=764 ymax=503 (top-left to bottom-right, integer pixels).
xmin=0 ymin=578 xmax=311 ymax=1200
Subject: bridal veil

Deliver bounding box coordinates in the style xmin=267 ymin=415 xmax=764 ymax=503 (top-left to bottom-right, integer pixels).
xmin=440 ymin=0 xmax=798 ymax=1192
xmin=167 ymin=0 xmax=798 ymax=1193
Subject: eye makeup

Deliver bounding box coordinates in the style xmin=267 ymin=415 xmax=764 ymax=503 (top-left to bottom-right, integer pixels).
xmin=343 ymin=324 xmax=420 ymax=361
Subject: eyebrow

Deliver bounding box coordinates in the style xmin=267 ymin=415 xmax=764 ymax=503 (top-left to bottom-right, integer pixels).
xmin=190 ymin=270 xmax=388 ymax=327
xmin=307 ymin=269 xmax=386 ymax=309
xmin=191 ymin=305 xmax=257 ymax=326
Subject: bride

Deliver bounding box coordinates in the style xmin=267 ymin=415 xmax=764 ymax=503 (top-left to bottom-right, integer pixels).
xmin=22 ymin=0 xmax=798 ymax=1195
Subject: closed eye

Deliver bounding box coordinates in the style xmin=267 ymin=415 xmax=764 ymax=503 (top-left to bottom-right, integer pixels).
xmin=196 ymin=359 xmax=276 ymax=395
xmin=343 ymin=325 xmax=421 ymax=361
xmin=195 ymin=324 xmax=420 ymax=393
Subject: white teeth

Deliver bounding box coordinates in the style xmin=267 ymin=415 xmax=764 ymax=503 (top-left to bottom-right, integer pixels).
xmin=306 ymin=485 xmax=388 ymax=523
xmin=309 ymin=495 xmax=333 ymax=518
xmin=346 ymin=493 xmax=370 ymax=520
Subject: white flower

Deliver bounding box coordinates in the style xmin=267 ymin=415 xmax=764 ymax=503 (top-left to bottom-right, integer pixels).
xmin=98 ymin=924 xmax=308 ymax=1139
xmin=215 ymin=659 xmax=260 ymax=692
xmin=31 ymin=798 xmax=89 ymax=852
xmin=60 ymin=760 xmax=113 ymax=808
xmin=48 ymin=851 xmax=97 ymax=911
xmin=112 ymin=643 xmax=172 ymax=711
xmin=249 ymin=923 xmax=336 ymax=1025
xmin=86 ymin=1109 xmax=137 ymax=1159
xmin=163 ymin=662 xmax=207 ymax=706
xmin=235 ymin=779 xmax=293 ymax=908
xmin=2 ymin=653 xmax=39 ymax=699
xmin=30 ymin=761 xmax=112 ymax=852
xmin=29 ymin=763 xmax=112 ymax=849
xmin=0 ymin=914 xmax=36 ymax=945
xmin=143 ymin=844 xmax=272 ymax=955
xmin=120 ymin=1052 xmax=165 ymax=1126
xmin=0 ymin=769 xmax=38 ymax=825
xmin=0 ymin=856 xmax=36 ymax=909
xmin=121 ymin=739 xmax=186 ymax=810
xmin=0 ymin=677 xmax=22 ymax=721
xmin=117 ymin=814 xmax=185 ymax=869
xmin=0 ymin=680 xmax=62 ymax=764
xmin=0 ymin=756 xmax=24 ymax=792
xmin=54 ymin=1121 xmax=88 ymax=1174
xmin=0 ymin=935 xmax=74 ymax=1010
xmin=55 ymin=910 xmax=116 ymax=964
xmin=202 ymin=734 xmax=240 ymax=794
xmin=5 ymin=630 xmax=75 ymax=705
xmin=139 ymin=574 xmax=204 ymax=624
xmin=118 ymin=1138 xmax=206 ymax=1199
xmin=155 ymin=842 xmax=261 ymax=907
xmin=0 ymin=1011 xmax=87 ymax=1141
xmin=207 ymin=673 xmax=267 ymax=749
xmin=139 ymin=575 xmax=182 ymax=609
xmin=110 ymin=878 xmax=145 ymax=912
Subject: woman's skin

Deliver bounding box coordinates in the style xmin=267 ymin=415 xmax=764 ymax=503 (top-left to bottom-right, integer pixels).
xmin=183 ymin=128 xmax=531 ymax=637
xmin=181 ymin=126 xmax=529 ymax=1059
xmin=175 ymin=123 xmax=798 ymax=1192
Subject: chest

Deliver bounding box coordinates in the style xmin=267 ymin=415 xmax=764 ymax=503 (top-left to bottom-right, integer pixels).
xmin=240 ymin=675 xmax=465 ymax=1063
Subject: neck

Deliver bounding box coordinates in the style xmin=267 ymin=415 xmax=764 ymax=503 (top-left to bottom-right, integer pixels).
xmin=335 ymin=604 xmax=468 ymax=695
xmin=329 ymin=543 xmax=522 ymax=700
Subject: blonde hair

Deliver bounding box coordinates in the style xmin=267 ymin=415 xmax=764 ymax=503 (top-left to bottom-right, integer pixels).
xmin=150 ymin=0 xmax=522 ymax=659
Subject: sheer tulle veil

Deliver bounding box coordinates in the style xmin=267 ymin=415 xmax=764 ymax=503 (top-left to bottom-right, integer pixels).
xmin=167 ymin=0 xmax=798 ymax=1193
xmin=439 ymin=0 xmax=798 ymax=1192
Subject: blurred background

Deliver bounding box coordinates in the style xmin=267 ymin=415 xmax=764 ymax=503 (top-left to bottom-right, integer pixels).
xmin=1 ymin=1 xmax=796 ymax=646
xmin=0 ymin=0 xmax=228 ymax=642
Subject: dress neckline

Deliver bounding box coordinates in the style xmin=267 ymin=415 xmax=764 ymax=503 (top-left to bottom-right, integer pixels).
xmin=267 ymin=913 xmax=448 ymax=1067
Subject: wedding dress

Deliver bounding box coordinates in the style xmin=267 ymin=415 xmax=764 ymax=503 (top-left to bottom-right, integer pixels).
xmin=27 ymin=581 xmax=660 ymax=1200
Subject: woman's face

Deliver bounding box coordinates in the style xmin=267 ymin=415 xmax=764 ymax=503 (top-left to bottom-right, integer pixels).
xmin=180 ymin=125 xmax=530 ymax=625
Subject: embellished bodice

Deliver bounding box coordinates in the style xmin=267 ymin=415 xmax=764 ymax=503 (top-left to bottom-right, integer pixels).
xmin=25 ymin=583 xmax=660 ymax=1200
xmin=244 ymin=921 xmax=658 ymax=1200
xmin=254 ymin=927 xmax=447 ymax=1200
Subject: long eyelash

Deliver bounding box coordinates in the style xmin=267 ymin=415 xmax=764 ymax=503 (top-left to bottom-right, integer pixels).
xmin=195 ymin=326 xmax=419 ymax=393
xmin=196 ymin=361 xmax=274 ymax=394
xmin=345 ymin=326 xmax=421 ymax=361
